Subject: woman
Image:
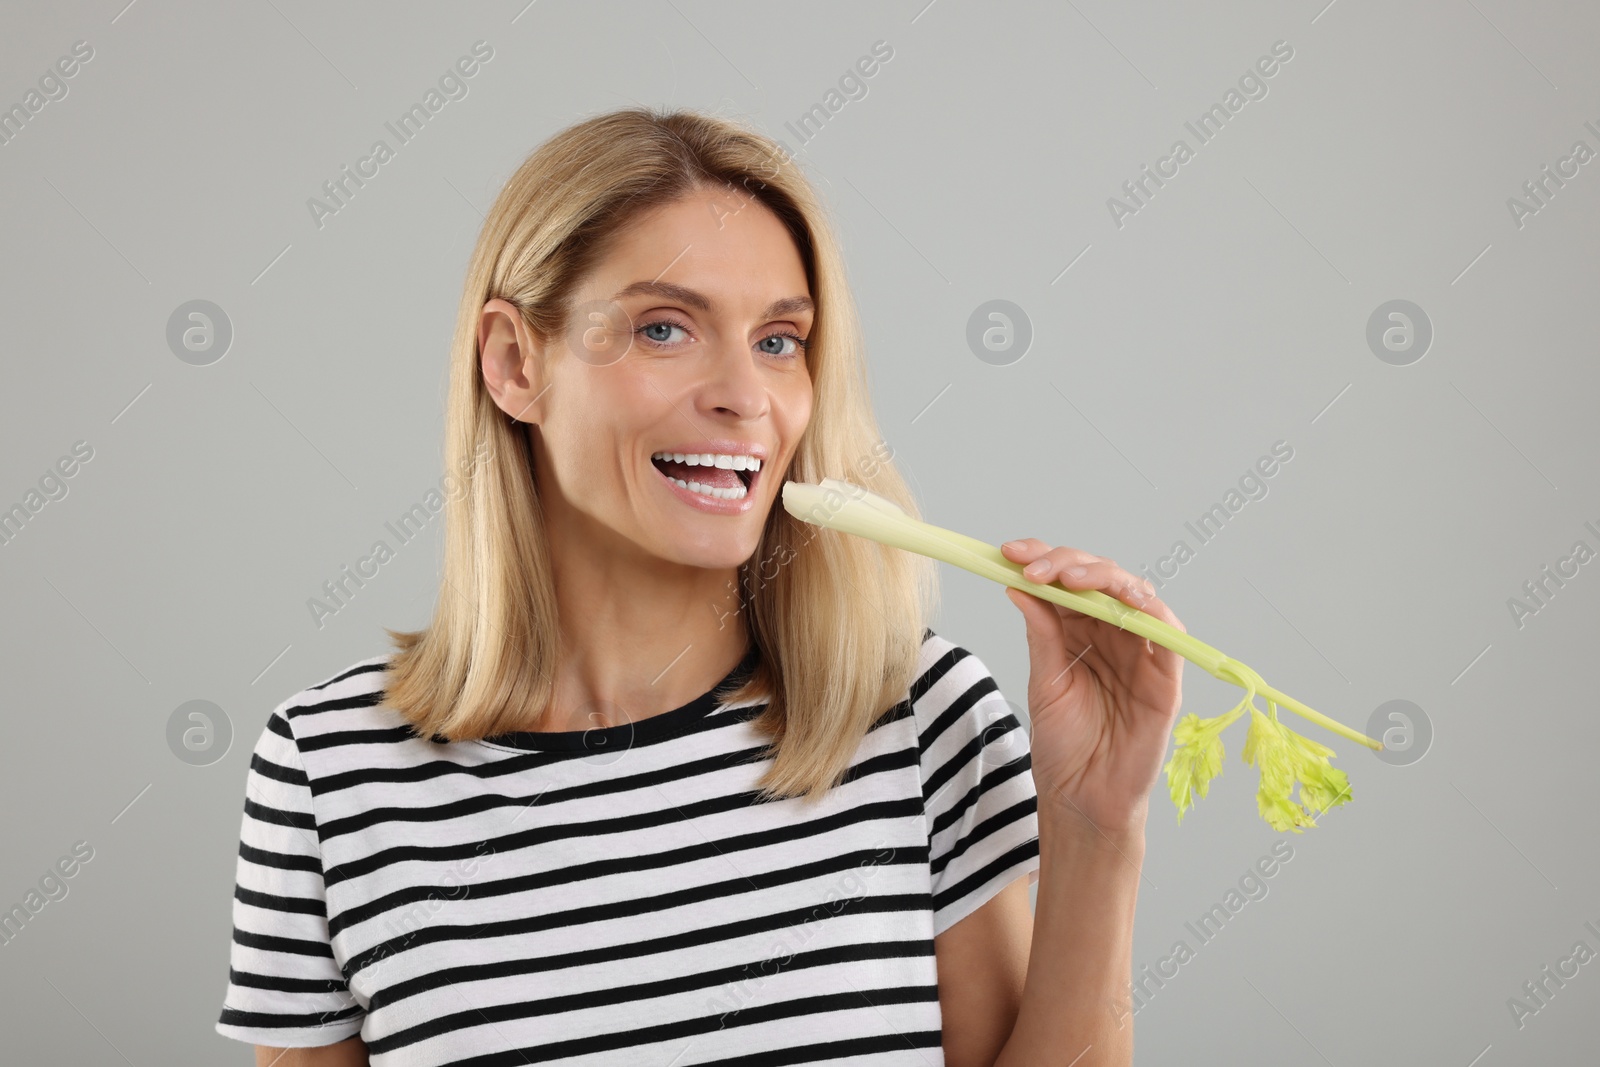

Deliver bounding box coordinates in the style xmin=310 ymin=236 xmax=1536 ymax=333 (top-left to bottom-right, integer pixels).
xmin=216 ymin=107 xmax=1185 ymax=1067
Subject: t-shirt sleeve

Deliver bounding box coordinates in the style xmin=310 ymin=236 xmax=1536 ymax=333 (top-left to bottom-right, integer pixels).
xmin=916 ymin=635 xmax=1041 ymax=938
xmin=215 ymin=708 xmax=366 ymax=1047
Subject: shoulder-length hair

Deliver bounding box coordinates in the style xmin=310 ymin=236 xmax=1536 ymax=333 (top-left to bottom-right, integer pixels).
xmin=383 ymin=106 xmax=937 ymax=806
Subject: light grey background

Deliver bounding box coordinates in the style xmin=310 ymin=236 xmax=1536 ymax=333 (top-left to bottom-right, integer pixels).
xmin=2 ymin=0 xmax=1596 ymax=1063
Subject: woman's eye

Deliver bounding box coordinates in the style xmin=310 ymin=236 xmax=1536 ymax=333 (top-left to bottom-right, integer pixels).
xmin=758 ymin=333 xmax=806 ymax=358
xmin=638 ymin=320 xmax=688 ymax=346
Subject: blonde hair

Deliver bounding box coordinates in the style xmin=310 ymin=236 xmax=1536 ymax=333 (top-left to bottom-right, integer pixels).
xmin=383 ymin=106 xmax=937 ymax=805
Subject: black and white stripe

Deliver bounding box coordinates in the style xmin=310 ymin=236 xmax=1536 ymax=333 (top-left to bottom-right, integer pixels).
xmin=216 ymin=629 xmax=1040 ymax=1064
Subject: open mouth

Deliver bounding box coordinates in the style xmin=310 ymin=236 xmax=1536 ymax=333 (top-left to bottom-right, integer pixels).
xmin=650 ymin=451 xmax=760 ymax=501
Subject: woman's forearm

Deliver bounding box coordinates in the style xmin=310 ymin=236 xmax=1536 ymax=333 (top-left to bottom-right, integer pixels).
xmin=994 ymin=797 xmax=1146 ymax=1067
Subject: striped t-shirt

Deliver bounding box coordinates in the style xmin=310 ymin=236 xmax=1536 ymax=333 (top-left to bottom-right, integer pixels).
xmin=216 ymin=628 xmax=1041 ymax=1065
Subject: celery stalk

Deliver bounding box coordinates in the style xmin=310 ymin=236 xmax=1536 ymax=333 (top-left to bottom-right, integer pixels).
xmin=782 ymin=477 xmax=1381 ymax=830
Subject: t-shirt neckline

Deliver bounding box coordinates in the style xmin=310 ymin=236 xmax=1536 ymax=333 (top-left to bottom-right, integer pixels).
xmin=478 ymin=647 xmax=760 ymax=754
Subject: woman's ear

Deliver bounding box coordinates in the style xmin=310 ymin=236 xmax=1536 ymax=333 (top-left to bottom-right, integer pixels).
xmin=479 ymin=298 xmax=548 ymax=424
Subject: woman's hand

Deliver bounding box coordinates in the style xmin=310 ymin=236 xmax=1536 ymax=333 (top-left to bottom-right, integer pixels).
xmin=999 ymin=539 xmax=1186 ymax=837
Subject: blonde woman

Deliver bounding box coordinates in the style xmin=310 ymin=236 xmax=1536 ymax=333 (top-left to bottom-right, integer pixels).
xmin=216 ymin=107 xmax=1185 ymax=1067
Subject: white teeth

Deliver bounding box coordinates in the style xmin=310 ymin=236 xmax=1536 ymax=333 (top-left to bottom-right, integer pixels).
xmin=651 ymin=451 xmax=762 ymax=472
xmin=651 ymin=453 xmax=754 ymax=499
xmin=668 ymin=477 xmax=748 ymax=500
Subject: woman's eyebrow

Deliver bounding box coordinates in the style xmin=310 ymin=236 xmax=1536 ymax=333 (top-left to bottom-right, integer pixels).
xmin=612 ymin=280 xmax=813 ymax=320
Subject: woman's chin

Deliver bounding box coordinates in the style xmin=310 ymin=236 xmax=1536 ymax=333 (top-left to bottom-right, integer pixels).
xmin=646 ymin=524 xmax=766 ymax=573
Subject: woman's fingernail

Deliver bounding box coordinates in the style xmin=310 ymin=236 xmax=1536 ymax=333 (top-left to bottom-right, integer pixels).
xmin=1024 ymin=559 xmax=1050 ymax=578
xmin=1066 ymin=566 xmax=1088 ymax=580
xmin=1002 ymin=540 xmax=1024 ymax=552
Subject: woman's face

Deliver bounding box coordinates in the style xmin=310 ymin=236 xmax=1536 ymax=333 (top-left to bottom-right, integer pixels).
xmin=486 ymin=183 xmax=815 ymax=573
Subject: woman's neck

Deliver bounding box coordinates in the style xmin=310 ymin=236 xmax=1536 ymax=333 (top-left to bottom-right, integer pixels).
xmin=538 ymin=512 xmax=752 ymax=732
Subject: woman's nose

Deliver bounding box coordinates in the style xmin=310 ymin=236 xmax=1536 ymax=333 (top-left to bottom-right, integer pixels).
xmin=695 ymin=342 xmax=768 ymax=419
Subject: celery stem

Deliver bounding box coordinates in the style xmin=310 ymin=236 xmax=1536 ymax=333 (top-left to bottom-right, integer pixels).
xmin=921 ymin=526 xmax=1384 ymax=750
